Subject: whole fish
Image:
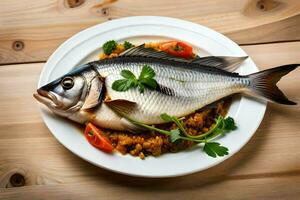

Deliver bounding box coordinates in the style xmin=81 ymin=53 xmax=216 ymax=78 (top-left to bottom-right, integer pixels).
xmin=34 ymin=45 xmax=299 ymax=131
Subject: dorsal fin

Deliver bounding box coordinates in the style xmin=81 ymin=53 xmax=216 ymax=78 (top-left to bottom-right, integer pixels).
xmin=120 ymin=44 xmax=247 ymax=72
xmin=119 ymin=44 xmax=190 ymax=63
xmin=191 ymin=56 xmax=248 ymax=72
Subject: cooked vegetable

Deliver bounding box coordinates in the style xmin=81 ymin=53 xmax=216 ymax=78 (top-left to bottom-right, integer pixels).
xmin=112 ymin=65 xmax=158 ymax=93
xmin=128 ymin=113 xmax=236 ymax=157
xmin=160 ymin=41 xmax=193 ymax=58
xmin=84 ymin=123 xmax=113 ymax=153
xmin=102 ymin=40 xmax=117 ymax=55
xmin=124 ymin=41 xmax=134 ymax=50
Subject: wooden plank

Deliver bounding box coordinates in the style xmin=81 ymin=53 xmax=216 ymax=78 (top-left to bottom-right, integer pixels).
xmin=1 ymin=175 xmax=300 ymax=200
xmin=1 ymin=0 xmax=300 ymax=64
xmin=0 ymin=42 xmax=299 ymax=199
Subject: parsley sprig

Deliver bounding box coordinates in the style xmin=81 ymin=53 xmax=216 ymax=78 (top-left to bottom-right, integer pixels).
xmin=112 ymin=65 xmax=158 ymax=93
xmin=124 ymin=41 xmax=134 ymax=50
xmin=102 ymin=40 xmax=117 ymax=55
xmin=130 ymin=114 xmax=237 ymax=158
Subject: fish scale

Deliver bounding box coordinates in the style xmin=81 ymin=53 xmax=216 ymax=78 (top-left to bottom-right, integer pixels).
xmin=97 ymin=60 xmax=247 ymax=124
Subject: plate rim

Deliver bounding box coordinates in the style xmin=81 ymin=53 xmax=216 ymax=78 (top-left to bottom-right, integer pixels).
xmin=38 ymin=16 xmax=267 ymax=178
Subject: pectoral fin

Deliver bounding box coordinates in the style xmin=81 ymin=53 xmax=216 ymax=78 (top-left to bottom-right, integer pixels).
xmin=82 ymin=76 xmax=105 ymax=110
xmin=104 ymin=99 xmax=137 ymax=116
xmin=105 ymin=99 xmax=147 ymax=133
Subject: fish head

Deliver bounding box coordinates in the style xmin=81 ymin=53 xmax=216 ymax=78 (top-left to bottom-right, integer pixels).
xmin=34 ymin=64 xmax=105 ymax=118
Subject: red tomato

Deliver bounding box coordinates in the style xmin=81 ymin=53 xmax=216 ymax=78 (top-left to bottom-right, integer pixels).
xmin=84 ymin=123 xmax=113 ymax=153
xmin=160 ymin=41 xmax=193 ymax=58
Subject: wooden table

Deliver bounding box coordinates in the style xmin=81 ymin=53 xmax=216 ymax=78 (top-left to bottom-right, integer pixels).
xmin=1 ymin=0 xmax=300 ymax=199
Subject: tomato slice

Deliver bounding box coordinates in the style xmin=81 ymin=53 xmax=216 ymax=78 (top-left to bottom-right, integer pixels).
xmin=160 ymin=41 xmax=193 ymax=59
xmin=84 ymin=123 xmax=113 ymax=153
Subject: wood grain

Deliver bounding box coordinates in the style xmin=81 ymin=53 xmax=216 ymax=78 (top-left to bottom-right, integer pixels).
xmin=0 ymin=41 xmax=299 ymax=199
xmin=1 ymin=175 xmax=300 ymax=200
xmin=1 ymin=0 xmax=300 ymax=64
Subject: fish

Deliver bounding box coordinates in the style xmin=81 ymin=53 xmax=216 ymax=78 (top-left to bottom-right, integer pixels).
xmin=33 ymin=45 xmax=299 ymax=131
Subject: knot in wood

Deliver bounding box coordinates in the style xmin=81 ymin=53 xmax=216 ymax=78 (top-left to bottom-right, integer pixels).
xmin=12 ymin=41 xmax=24 ymax=51
xmin=10 ymin=173 xmax=25 ymax=187
xmin=101 ymin=7 xmax=109 ymax=16
xmin=256 ymin=0 xmax=281 ymax=11
xmin=65 ymin=0 xmax=85 ymax=8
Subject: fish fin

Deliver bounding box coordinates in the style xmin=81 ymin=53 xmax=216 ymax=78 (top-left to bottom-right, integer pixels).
xmin=120 ymin=118 xmax=147 ymax=133
xmin=105 ymin=100 xmax=146 ymax=132
xmin=247 ymin=64 xmax=299 ymax=105
xmin=191 ymin=56 xmax=248 ymax=72
xmin=156 ymin=84 xmax=176 ymax=96
xmin=82 ymin=76 xmax=105 ymax=110
xmin=121 ymin=45 xmax=247 ymax=72
xmin=120 ymin=44 xmax=190 ymax=62
xmin=104 ymin=99 xmax=137 ymax=115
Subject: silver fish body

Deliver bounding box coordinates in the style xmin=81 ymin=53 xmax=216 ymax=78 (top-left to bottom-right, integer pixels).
xmin=93 ymin=57 xmax=248 ymax=127
xmin=34 ymin=46 xmax=298 ymax=131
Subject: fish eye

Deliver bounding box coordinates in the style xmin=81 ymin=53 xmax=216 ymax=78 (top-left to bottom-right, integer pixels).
xmin=61 ymin=77 xmax=74 ymax=90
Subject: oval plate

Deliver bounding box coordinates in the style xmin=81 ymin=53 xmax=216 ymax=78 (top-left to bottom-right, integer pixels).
xmin=38 ymin=16 xmax=266 ymax=177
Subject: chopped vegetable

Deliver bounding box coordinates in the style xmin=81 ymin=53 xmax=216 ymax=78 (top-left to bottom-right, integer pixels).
xmin=124 ymin=41 xmax=134 ymax=50
xmin=128 ymin=113 xmax=236 ymax=158
xmin=160 ymin=41 xmax=193 ymax=59
xmin=112 ymin=65 xmax=158 ymax=93
xmin=102 ymin=40 xmax=117 ymax=55
xmin=84 ymin=123 xmax=113 ymax=153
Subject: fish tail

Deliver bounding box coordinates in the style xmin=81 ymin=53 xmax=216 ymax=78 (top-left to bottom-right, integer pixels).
xmin=247 ymin=64 xmax=299 ymax=105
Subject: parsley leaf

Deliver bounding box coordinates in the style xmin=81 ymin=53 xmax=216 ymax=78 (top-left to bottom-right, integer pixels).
xmin=112 ymin=65 xmax=158 ymax=93
xmin=112 ymin=79 xmax=133 ymax=91
xmin=203 ymin=142 xmax=229 ymax=158
xmin=124 ymin=41 xmax=134 ymax=50
xmin=223 ymin=117 xmax=237 ymax=132
xmin=139 ymin=78 xmax=157 ymax=90
xmin=121 ymin=70 xmax=136 ymax=80
xmin=139 ymin=65 xmax=156 ymax=79
xmin=103 ymin=40 xmax=117 ymax=55
xmin=137 ymin=82 xmax=145 ymax=93
xmin=160 ymin=113 xmax=173 ymax=122
xmin=170 ymin=129 xmax=181 ymax=143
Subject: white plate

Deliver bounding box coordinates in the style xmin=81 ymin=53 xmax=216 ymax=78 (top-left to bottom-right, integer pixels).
xmin=38 ymin=16 xmax=267 ymax=177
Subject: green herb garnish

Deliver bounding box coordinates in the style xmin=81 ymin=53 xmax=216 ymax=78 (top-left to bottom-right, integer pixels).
xmin=128 ymin=113 xmax=236 ymax=158
xmin=169 ymin=129 xmax=181 ymax=143
xmin=124 ymin=41 xmax=134 ymax=50
xmin=203 ymin=142 xmax=229 ymax=158
xmin=103 ymin=40 xmax=117 ymax=55
xmin=112 ymin=65 xmax=158 ymax=93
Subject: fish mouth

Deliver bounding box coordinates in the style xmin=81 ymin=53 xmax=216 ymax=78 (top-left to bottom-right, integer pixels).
xmin=33 ymin=89 xmax=60 ymax=108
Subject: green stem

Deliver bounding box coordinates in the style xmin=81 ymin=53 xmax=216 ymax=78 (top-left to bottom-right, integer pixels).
xmin=129 ymin=114 xmax=226 ymax=144
xmin=132 ymin=121 xmax=171 ymax=135
xmin=173 ymin=119 xmax=188 ymax=136
xmin=184 ymin=118 xmax=222 ymax=139
xmin=178 ymin=136 xmax=205 ymax=143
